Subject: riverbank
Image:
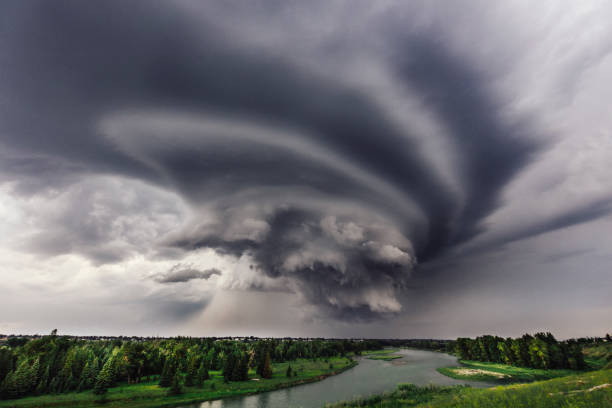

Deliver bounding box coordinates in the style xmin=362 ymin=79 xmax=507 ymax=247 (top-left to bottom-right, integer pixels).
xmin=0 ymin=357 xmax=357 ymax=408
xmin=326 ymin=368 xmax=612 ymax=407
xmin=436 ymin=360 xmax=578 ymax=384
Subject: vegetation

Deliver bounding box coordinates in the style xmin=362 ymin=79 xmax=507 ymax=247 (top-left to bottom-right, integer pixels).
xmin=437 ymin=360 xmax=578 ymax=384
xmin=582 ymin=342 xmax=612 ymax=370
xmin=364 ymin=349 xmax=403 ymax=361
xmin=454 ymin=332 xmax=585 ymax=370
xmin=327 ymin=369 xmax=612 ymax=408
xmin=0 ymin=357 xmax=356 ymax=408
xmin=0 ymin=331 xmax=376 ymax=405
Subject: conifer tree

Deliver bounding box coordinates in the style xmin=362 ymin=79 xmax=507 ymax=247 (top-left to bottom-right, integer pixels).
xmin=195 ymin=360 xmax=209 ymax=387
xmin=167 ymin=371 xmax=183 ymax=396
xmin=261 ymin=352 xmax=272 ymax=379
xmin=159 ymin=357 xmax=175 ymax=388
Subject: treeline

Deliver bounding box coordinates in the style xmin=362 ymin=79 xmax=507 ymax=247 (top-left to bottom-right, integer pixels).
xmin=392 ymin=339 xmax=455 ymax=353
xmin=0 ymin=332 xmax=380 ymax=400
xmin=455 ymin=333 xmax=586 ymax=370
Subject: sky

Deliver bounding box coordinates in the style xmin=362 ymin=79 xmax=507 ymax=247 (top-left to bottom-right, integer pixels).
xmin=1 ymin=0 xmax=611 ymax=339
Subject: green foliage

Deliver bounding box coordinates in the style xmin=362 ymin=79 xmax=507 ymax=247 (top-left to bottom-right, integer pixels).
xmin=455 ymin=333 xmax=585 ymax=371
xmin=158 ymin=356 xmax=176 ymax=388
xmin=166 ymin=371 xmax=183 ymax=396
xmin=0 ymin=334 xmax=369 ymax=401
xmin=195 ymin=360 xmax=209 ymax=386
xmin=582 ymin=342 xmax=612 ymax=370
xmin=261 ymin=351 xmax=272 ymax=379
xmin=0 ymin=356 xmax=356 ymax=408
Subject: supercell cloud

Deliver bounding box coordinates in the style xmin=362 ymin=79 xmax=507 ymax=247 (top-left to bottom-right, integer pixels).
xmin=1 ymin=1 xmax=612 ymax=335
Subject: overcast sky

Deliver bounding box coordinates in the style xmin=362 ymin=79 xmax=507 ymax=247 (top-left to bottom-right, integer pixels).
xmin=1 ymin=0 xmax=611 ymax=339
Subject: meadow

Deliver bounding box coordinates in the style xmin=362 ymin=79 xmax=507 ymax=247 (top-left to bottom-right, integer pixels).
xmin=327 ymin=368 xmax=612 ymax=408
xmin=437 ymin=360 xmax=578 ymax=383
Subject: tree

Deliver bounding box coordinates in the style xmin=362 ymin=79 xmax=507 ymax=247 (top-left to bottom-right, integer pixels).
xmin=222 ymin=351 xmax=235 ymax=382
xmin=167 ymin=371 xmax=183 ymax=396
xmin=93 ymin=359 xmax=113 ymax=396
xmin=195 ymin=360 xmax=209 ymax=387
xmin=529 ymin=337 xmax=550 ymax=369
xmin=286 ymin=365 xmax=292 ymax=378
xmin=0 ymin=347 xmax=15 ymax=385
xmin=159 ymin=356 xmax=176 ymax=388
xmin=261 ymin=352 xmax=272 ymax=379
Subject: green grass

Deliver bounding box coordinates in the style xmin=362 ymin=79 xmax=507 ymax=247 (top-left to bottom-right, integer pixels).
xmin=363 ymin=348 xmax=403 ymax=361
xmin=437 ymin=360 xmax=577 ymax=384
xmin=327 ymin=368 xmax=612 ymax=408
xmin=0 ymin=357 xmax=356 ymax=408
xmin=583 ymin=343 xmax=612 ymax=370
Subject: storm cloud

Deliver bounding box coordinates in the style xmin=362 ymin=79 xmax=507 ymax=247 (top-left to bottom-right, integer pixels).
xmin=157 ymin=265 xmax=222 ymax=284
xmin=1 ymin=0 xmax=612 ymax=332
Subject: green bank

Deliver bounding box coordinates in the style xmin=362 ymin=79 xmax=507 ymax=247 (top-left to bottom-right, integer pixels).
xmin=327 ymin=368 xmax=612 ymax=408
xmin=0 ymin=357 xmax=356 ymax=408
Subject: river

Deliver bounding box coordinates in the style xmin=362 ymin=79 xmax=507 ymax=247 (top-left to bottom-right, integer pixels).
xmin=179 ymin=348 xmax=494 ymax=408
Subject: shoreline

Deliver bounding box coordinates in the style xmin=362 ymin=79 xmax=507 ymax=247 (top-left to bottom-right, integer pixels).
xmin=0 ymin=358 xmax=359 ymax=408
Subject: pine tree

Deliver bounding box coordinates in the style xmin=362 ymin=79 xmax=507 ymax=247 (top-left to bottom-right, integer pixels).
xmin=93 ymin=357 xmax=114 ymax=396
xmin=167 ymin=371 xmax=183 ymax=396
xmin=195 ymin=360 xmax=209 ymax=387
xmin=261 ymin=352 xmax=272 ymax=379
xmin=159 ymin=357 xmax=175 ymax=388
xmin=286 ymin=365 xmax=292 ymax=378
xmin=222 ymin=352 xmax=235 ymax=382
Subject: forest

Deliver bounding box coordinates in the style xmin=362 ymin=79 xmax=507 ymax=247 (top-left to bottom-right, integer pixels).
xmin=454 ymin=332 xmax=586 ymax=369
xmin=0 ymin=331 xmax=381 ymax=400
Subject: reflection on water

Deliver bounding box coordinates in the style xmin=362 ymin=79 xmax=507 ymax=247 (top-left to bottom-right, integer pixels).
xmin=181 ymin=349 xmax=494 ymax=408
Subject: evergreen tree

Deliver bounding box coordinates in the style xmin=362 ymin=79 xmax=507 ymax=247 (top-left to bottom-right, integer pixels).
xmin=159 ymin=357 xmax=175 ymax=388
xmin=167 ymin=371 xmax=183 ymax=396
xmin=222 ymin=352 xmax=235 ymax=382
xmin=93 ymin=356 xmax=115 ymax=396
xmin=261 ymin=352 xmax=272 ymax=379
xmin=195 ymin=360 xmax=209 ymax=387
xmin=184 ymin=354 xmax=199 ymax=387
xmin=286 ymin=365 xmax=292 ymax=378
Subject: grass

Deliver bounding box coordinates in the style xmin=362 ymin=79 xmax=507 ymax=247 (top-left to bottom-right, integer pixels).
xmin=0 ymin=357 xmax=356 ymax=408
xmin=326 ymin=368 xmax=612 ymax=408
xmin=367 ymin=355 xmax=403 ymax=361
xmin=583 ymin=342 xmax=612 ymax=370
xmin=437 ymin=360 xmax=577 ymax=384
xmin=363 ymin=348 xmax=403 ymax=361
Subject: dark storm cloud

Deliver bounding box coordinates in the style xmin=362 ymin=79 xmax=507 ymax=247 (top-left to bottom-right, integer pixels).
xmin=156 ymin=265 xmax=222 ymax=284
xmin=2 ymin=0 xmax=611 ymax=321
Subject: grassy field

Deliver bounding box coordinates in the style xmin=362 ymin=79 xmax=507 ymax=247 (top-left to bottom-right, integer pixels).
xmin=363 ymin=349 xmax=403 ymax=361
xmin=0 ymin=357 xmax=356 ymax=408
xmin=583 ymin=343 xmax=612 ymax=370
xmin=327 ymin=368 xmax=612 ymax=408
xmin=437 ymin=360 xmax=577 ymax=383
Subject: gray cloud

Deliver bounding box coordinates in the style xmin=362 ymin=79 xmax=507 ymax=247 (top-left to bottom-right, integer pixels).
xmin=156 ymin=265 xmax=222 ymax=284
xmin=1 ymin=0 xmax=612 ymax=326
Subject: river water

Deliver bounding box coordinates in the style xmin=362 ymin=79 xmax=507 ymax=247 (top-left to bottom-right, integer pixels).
xmin=179 ymin=349 xmax=494 ymax=408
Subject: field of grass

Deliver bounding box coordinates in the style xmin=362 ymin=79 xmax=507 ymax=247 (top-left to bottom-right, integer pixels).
xmin=0 ymin=357 xmax=356 ymax=408
xmin=583 ymin=342 xmax=612 ymax=370
xmin=437 ymin=360 xmax=577 ymax=384
xmin=363 ymin=349 xmax=403 ymax=361
xmin=327 ymin=368 xmax=612 ymax=408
